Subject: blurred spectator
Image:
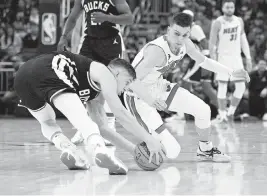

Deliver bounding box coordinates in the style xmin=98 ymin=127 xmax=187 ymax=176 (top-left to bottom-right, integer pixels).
xmin=0 ymin=25 xmax=22 ymax=61
xmin=248 ymin=60 xmax=267 ymax=119
xmin=22 ymin=21 xmax=39 ymax=48
xmin=29 ymin=7 xmax=39 ymax=25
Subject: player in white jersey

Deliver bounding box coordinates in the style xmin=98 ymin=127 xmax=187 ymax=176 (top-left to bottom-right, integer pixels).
xmin=209 ymin=0 xmax=252 ymax=122
xmin=123 ymin=12 xmax=249 ymax=162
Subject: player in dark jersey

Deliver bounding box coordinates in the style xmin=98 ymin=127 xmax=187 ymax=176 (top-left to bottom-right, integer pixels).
xmin=57 ymin=0 xmax=133 ymax=145
xmin=57 ymin=0 xmax=133 ymax=63
xmin=14 ymin=51 xmax=165 ymax=173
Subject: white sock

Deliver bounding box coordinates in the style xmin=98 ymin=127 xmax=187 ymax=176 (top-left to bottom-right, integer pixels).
xmin=218 ymin=110 xmax=227 ymax=119
xmin=52 ymin=132 xmax=75 ymax=151
xmin=227 ymin=106 xmax=237 ymax=116
xmin=199 ymin=141 xmax=213 ymax=151
xmin=53 ymin=93 xmax=100 ymax=140
xmin=87 ymin=133 xmax=105 ymax=148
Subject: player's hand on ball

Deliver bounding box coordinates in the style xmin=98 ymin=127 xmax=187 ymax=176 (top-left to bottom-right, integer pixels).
xmin=146 ymin=138 xmax=166 ymax=165
xmin=57 ymin=36 xmax=68 ymax=52
xmin=91 ymin=12 xmax=108 ymax=23
xmin=231 ymin=69 xmax=250 ymax=83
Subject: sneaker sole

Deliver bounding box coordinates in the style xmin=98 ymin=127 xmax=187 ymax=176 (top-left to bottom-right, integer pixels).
xmin=95 ymin=153 xmax=128 ymax=175
xmin=60 ymin=152 xmax=89 ymax=170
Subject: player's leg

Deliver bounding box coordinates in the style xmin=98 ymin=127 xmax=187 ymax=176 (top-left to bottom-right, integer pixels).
xmin=215 ymin=55 xmax=231 ymax=122
xmin=124 ymin=92 xmax=181 ymax=159
xmin=217 ymin=81 xmax=228 ymax=121
xmin=28 ymin=104 xmax=90 ymax=170
xmin=52 ymin=92 xmax=128 ymax=174
xmin=227 ymin=56 xmax=247 ymax=120
xmin=14 ymin=62 xmax=89 ymax=170
xmin=227 ymin=81 xmax=246 ymax=119
xmin=167 ymin=85 xmax=231 ymax=162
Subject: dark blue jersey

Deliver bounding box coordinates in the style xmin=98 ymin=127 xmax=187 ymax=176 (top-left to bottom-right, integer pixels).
xmin=81 ymin=0 xmax=119 ymax=38
xmin=51 ymin=51 xmax=101 ymax=101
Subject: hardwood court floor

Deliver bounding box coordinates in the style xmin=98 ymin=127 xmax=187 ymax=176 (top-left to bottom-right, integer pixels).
xmin=0 ymin=118 xmax=267 ymax=195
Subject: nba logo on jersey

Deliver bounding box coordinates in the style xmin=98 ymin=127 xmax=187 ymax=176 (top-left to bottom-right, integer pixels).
xmin=41 ymin=13 xmax=57 ymax=45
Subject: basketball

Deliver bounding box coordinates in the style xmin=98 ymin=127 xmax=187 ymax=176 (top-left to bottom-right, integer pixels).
xmin=134 ymin=141 xmax=164 ymax=171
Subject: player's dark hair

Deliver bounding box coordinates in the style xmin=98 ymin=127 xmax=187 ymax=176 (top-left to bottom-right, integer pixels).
xmin=222 ymin=0 xmax=236 ymax=6
xmin=171 ymin=13 xmax=193 ymax=27
xmin=109 ymin=58 xmax=136 ymax=79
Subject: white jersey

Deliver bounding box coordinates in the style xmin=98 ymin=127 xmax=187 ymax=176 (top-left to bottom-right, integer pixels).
xmin=132 ymin=35 xmax=186 ymax=89
xmin=217 ymin=15 xmax=242 ymax=56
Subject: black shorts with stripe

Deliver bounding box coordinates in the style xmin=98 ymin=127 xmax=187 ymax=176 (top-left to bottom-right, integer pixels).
xmin=80 ymin=34 xmax=122 ymax=65
xmin=14 ymin=54 xmax=75 ymax=111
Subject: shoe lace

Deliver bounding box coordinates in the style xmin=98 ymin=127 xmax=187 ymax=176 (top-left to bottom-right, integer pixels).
xmin=200 ymin=147 xmax=222 ymax=157
xmin=211 ymin=147 xmax=222 ymax=155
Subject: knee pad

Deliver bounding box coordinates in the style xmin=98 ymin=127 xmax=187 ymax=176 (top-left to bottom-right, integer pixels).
xmin=195 ymin=103 xmax=211 ymax=129
xmin=217 ymin=82 xmax=228 ymax=99
xmin=233 ymin=82 xmax=246 ymax=99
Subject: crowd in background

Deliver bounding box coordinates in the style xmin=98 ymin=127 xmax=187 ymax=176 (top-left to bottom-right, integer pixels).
xmin=0 ymin=0 xmax=39 ymax=62
xmin=1 ymin=0 xmax=267 ymax=120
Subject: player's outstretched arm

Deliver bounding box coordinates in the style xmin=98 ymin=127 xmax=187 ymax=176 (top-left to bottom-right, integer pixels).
xmin=86 ymin=95 xmax=135 ymax=155
xmin=57 ymin=0 xmax=82 ymax=51
xmin=209 ymin=20 xmax=221 ymax=60
xmin=92 ymin=62 xmax=165 ymax=160
xmin=186 ymin=39 xmax=250 ymax=82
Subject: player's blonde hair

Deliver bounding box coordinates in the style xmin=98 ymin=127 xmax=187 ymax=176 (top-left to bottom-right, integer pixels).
xmin=108 ymin=58 xmax=136 ymax=79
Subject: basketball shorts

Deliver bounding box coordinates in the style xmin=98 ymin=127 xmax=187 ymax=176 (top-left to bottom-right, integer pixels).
xmin=14 ymin=55 xmax=75 ymax=111
xmin=79 ymin=34 xmax=122 ymax=65
xmin=216 ymin=54 xmax=244 ymax=82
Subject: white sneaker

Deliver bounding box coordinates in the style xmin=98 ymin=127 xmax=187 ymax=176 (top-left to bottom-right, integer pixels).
xmin=212 ymin=115 xmax=228 ymax=125
xmin=86 ymin=135 xmax=128 ymax=175
xmin=71 ymin=131 xmax=84 ymax=145
xmin=60 ymin=143 xmax=90 ymax=170
xmin=197 ymin=146 xmax=231 ymax=162
xmin=262 ymin=113 xmax=267 ymax=121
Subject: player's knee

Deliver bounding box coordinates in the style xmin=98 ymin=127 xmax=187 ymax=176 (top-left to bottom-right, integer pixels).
xmin=195 ymin=103 xmax=211 ymax=129
xmin=195 ymin=101 xmax=211 ymax=120
xmin=233 ymin=82 xmax=246 ymax=99
xmin=217 ymin=82 xmax=228 ymax=99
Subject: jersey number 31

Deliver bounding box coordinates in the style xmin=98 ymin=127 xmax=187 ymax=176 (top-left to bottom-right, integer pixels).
xmin=230 ymin=34 xmax=237 ymax=41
